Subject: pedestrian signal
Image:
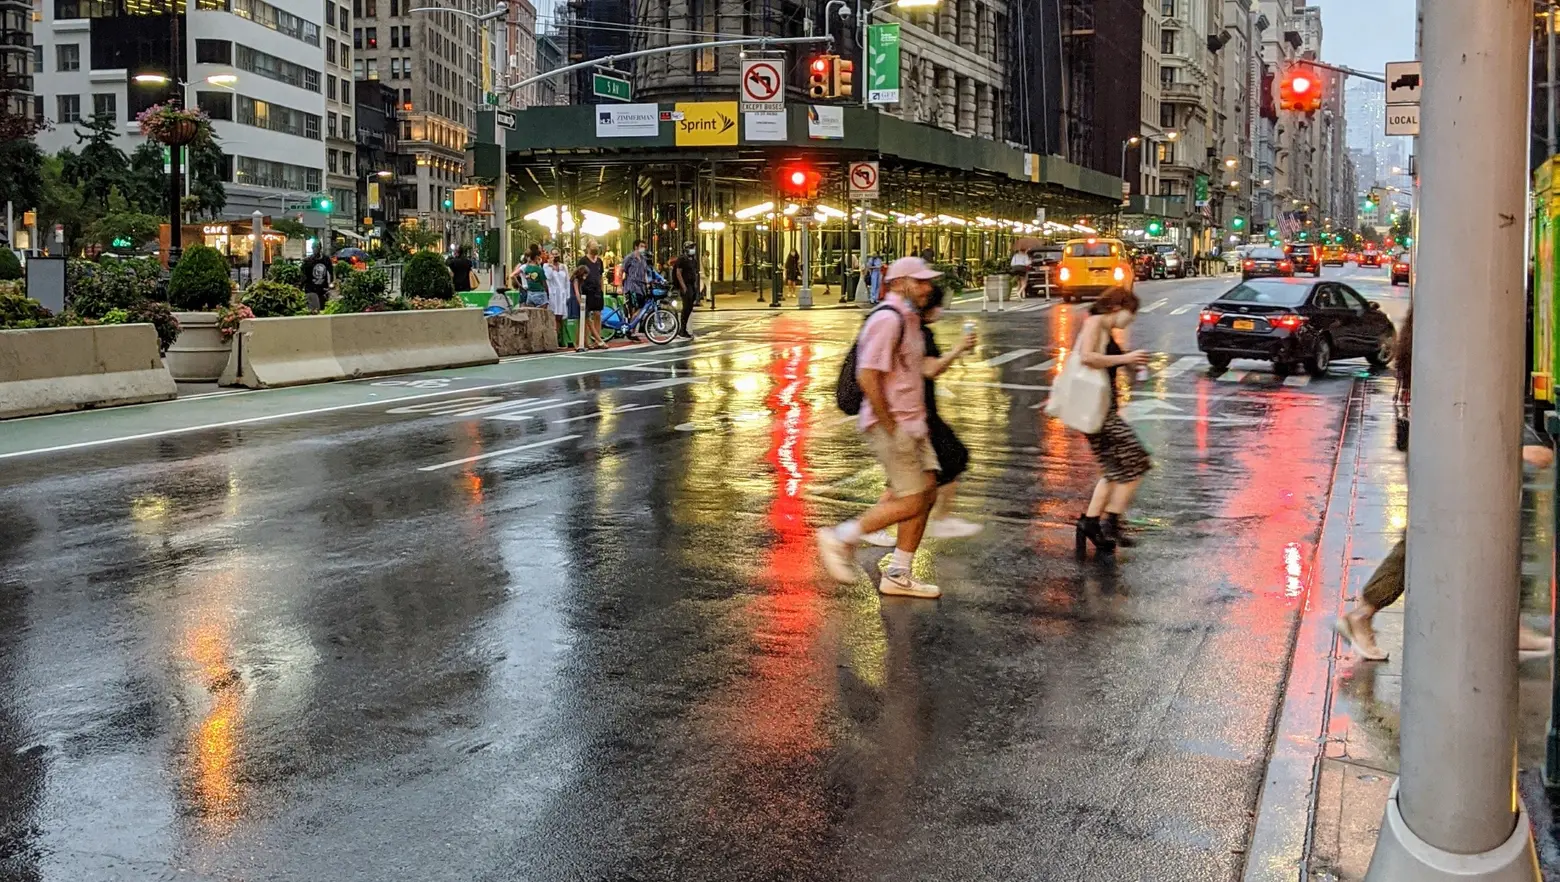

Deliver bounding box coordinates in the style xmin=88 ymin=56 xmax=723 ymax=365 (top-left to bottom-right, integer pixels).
xmin=809 ymin=55 xmax=836 ymax=100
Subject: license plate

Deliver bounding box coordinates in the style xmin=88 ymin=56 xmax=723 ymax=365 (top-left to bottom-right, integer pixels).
xmin=1233 ymin=319 xmax=1255 ymax=331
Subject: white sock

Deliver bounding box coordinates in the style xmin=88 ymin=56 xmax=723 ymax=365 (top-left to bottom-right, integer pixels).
xmin=890 ymin=549 xmax=914 ymax=572
xmin=835 ymin=521 xmax=863 ymax=544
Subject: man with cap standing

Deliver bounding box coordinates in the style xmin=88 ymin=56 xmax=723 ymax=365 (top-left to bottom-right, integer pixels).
xmin=817 ymin=256 xmax=945 ymax=599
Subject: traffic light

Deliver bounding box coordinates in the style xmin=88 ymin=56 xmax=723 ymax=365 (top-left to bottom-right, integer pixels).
xmin=1277 ymin=64 xmax=1324 ymax=114
xmin=833 ymin=58 xmax=855 ymax=99
xmin=1297 ymin=230 xmax=1308 ymax=241
xmin=808 ymin=55 xmax=836 ymax=100
xmin=777 ymin=162 xmax=822 ymax=200
xmin=311 ymin=194 xmax=333 ymax=212
xmin=443 ymin=197 xmax=454 ymax=210
xmin=1146 ymin=218 xmax=1164 ymax=237
xmin=1231 ymin=216 xmax=1245 ymax=231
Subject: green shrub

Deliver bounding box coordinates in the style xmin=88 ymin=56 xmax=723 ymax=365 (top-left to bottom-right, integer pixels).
xmin=266 ymin=260 xmax=303 ymax=287
xmin=125 ymin=299 xmax=181 ymax=354
xmin=167 ymin=244 xmax=234 ymax=311
xmin=241 ymin=279 xmax=308 ymax=317
xmin=70 ymin=261 xmax=159 ymax=319
xmin=337 ymin=267 xmax=391 ymax=313
xmin=401 ymin=250 xmax=454 ymax=301
xmin=0 ymin=249 xmax=21 ymax=280
xmin=0 ymin=290 xmax=51 ymax=327
xmin=99 ymin=308 xmax=131 ymax=324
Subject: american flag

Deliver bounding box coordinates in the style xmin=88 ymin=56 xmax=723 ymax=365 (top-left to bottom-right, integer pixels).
xmin=1278 ymin=213 xmax=1303 ymax=240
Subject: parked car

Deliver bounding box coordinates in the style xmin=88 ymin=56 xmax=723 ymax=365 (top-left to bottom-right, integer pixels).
xmin=1391 ymin=252 xmax=1412 ymax=286
xmin=1240 ymin=246 xmax=1294 ymax=280
xmin=1154 ymin=244 xmax=1189 ymax=279
xmin=1129 ymin=245 xmax=1165 ymax=281
xmin=1196 ymin=278 xmax=1397 ymax=377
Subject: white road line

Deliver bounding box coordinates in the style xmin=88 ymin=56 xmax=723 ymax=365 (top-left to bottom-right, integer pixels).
xmin=418 ymin=435 xmax=581 ymax=472
xmin=1216 ymin=370 xmax=1248 ymax=383
xmin=1023 ymin=358 xmax=1058 ymax=372
xmin=622 ymin=377 xmax=704 ymax=392
xmin=1282 ymin=375 xmax=1312 ymax=387
xmin=979 ymin=348 xmax=1042 ymax=368
xmin=944 ymin=379 xmax=1050 ymax=392
xmin=1160 ymin=356 xmax=1205 ymax=379
xmin=552 ymin=403 xmax=664 ymax=424
xmin=1169 ymin=304 xmax=1198 ymax=316
xmin=1139 ymin=298 xmax=1171 ymax=313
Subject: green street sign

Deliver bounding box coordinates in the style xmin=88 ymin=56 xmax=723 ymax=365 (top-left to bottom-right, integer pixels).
xmin=867 ymin=23 xmax=900 ymax=104
xmin=593 ymin=71 xmax=631 ymax=102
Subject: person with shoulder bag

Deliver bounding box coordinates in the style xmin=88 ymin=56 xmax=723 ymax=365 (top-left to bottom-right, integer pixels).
xmin=1050 ymin=287 xmax=1151 ymax=556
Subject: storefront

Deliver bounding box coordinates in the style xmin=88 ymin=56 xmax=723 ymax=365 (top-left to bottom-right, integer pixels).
xmin=159 ymin=219 xmax=289 ymax=266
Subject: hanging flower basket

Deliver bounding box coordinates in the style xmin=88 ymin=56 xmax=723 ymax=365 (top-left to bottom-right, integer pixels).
xmin=137 ymin=103 xmax=211 ymax=146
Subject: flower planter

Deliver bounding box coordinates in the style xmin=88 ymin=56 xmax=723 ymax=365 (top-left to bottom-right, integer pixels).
xmin=165 ymin=311 xmax=230 ymax=382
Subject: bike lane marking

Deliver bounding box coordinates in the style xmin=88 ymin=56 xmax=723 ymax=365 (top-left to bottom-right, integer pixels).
xmin=418 ymin=435 xmax=582 ymax=472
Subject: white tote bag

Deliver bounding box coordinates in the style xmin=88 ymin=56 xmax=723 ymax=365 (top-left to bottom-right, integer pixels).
xmin=1045 ymin=327 xmax=1111 ymax=433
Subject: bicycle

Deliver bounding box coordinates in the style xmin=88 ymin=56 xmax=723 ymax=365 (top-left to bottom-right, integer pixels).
xmin=601 ymin=278 xmax=681 ymax=345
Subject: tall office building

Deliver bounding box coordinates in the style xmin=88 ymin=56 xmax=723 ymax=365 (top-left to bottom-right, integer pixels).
xmin=325 ymin=0 xmax=357 ymax=233
xmin=30 ymin=0 xmax=327 ymax=220
xmin=0 ymin=0 xmax=31 ymax=122
xmin=357 ymin=0 xmax=480 ymax=248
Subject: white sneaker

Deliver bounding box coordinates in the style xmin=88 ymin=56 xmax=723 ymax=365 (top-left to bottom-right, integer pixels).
xmin=926 ymin=517 xmax=983 ymax=539
xmin=816 ymin=527 xmax=862 ymax=584
xmin=879 ymin=568 xmax=941 ymax=599
xmin=861 ymin=529 xmax=897 ymax=547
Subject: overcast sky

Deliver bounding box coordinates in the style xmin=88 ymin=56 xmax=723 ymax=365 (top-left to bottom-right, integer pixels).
xmin=1308 ymin=0 xmax=1417 ymax=73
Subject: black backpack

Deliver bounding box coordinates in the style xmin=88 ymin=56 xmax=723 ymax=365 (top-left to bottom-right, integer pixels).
xmin=836 ymin=304 xmax=904 ymax=415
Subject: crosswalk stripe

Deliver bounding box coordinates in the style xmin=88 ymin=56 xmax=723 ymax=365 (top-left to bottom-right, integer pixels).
xmin=1170 ymin=304 xmax=1198 ymax=316
xmin=1282 ymin=374 xmax=1312 ymax=387
xmin=1024 ymin=358 xmax=1058 ymax=372
xmin=1140 ymin=298 xmax=1171 ymax=313
xmin=1216 ymin=370 xmax=1248 ymax=383
xmin=1160 ymin=356 xmax=1204 ymax=378
xmin=980 ymin=348 xmax=1042 ymax=367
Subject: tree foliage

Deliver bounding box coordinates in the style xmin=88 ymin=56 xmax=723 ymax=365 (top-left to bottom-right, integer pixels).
xmin=399 ymin=221 xmax=442 ymax=252
xmin=87 ymin=188 xmax=163 ymax=250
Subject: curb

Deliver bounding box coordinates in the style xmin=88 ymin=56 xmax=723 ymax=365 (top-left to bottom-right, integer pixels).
xmin=1242 ymin=377 xmax=1369 ymax=881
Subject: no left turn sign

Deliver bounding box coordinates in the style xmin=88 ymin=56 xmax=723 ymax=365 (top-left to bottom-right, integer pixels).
xmin=740 ymin=59 xmax=784 ymax=112
xmin=848 ymin=161 xmax=880 ymax=200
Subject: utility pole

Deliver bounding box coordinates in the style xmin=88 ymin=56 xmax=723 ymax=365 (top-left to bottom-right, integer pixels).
xmin=1364 ymin=0 xmax=1539 ymax=878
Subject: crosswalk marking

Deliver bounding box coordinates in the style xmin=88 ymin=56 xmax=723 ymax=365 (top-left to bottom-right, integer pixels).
xmin=979 ymin=348 xmax=1042 ymax=367
xmin=1282 ymin=374 xmax=1312 ymax=387
xmin=1160 ymin=356 xmax=1205 ymax=379
xmin=1140 ymin=298 xmax=1171 ymax=313
xmin=1024 ymin=358 xmax=1058 ymax=372
xmin=1216 ymin=370 xmax=1248 ymax=383
xmin=1170 ymin=304 xmax=1198 ymax=316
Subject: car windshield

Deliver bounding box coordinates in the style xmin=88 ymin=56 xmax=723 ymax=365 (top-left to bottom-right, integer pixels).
xmin=1154 ymin=245 xmax=1178 ymax=253
xmin=1396 ymin=254 xmax=1411 ymax=264
xmin=1249 ymin=247 xmax=1286 ymax=259
xmin=1219 ymin=281 xmax=1311 ymax=306
xmin=1066 ymin=242 xmax=1115 ymax=258
xmin=1284 ymin=244 xmax=1314 ymax=255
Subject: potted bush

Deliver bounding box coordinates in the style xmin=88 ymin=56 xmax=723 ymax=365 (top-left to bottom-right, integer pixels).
xmin=165 ymin=244 xmax=236 ymax=381
xmin=401 ymin=250 xmax=455 ymax=302
xmin=332 ymin=267 xmax=393 ymax=313
xmin=240 ymin=279 xmax=308 ymax=317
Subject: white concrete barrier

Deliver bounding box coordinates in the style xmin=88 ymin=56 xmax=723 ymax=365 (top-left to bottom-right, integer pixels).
xmin=0 ymin=324 xmax=177 ymax=419
xmin=220 ymin=308 xmax=499 ymax=389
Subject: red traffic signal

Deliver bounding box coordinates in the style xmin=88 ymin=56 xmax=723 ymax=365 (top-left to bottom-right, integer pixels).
xmin=1277 ymin=64 xmax=1324 ymax=114
xmin=808 ymin=54 xmax=836 ymax=99
xmin=777 ymin=163 xmax=821 ymax=199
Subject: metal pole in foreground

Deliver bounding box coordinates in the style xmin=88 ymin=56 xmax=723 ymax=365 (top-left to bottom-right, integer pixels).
xmin=1364 ymin=0 xmax=1539 ymax=878
xmin=249 ymin=209 xmax=263 ymax=286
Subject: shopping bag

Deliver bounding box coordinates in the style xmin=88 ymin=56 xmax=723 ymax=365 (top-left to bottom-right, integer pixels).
xmin=1045 ymin=352 xmax=1111 ymax=433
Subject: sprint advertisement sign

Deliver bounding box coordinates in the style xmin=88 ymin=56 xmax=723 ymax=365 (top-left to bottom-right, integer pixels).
xmin=673 ymin=102 xmax=739 ymax=147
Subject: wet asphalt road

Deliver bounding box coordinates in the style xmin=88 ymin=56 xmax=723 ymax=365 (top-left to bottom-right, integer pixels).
xmin=0 ymin=267 xmax=1409 ymax=881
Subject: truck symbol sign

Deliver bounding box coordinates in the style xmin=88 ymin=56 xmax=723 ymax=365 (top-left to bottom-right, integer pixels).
xmin=1391 ymin=73 xmax=1421 ymax=93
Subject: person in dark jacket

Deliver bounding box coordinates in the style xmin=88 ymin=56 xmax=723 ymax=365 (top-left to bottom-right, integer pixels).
xmin=448 ymin=246 xmax=475 ymax=293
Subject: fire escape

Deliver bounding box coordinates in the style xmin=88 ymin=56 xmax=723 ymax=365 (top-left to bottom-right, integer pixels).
xmin=1059 ymin=0 xmax=1096 ymax=170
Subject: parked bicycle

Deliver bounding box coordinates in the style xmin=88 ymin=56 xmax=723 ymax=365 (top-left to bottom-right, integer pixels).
xmin=602 ymin=276 xmax=681 ymax=345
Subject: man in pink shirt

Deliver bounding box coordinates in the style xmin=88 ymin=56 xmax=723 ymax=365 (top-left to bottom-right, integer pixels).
xmin=817 ymin=256 xmax=944 ymax=599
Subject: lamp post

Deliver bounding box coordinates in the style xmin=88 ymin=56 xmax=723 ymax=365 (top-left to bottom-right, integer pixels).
xmin=133 ymin=72 xmax=237 ymax=266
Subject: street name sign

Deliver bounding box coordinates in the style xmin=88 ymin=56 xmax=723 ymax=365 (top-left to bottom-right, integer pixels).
xmin=740 ymin=58 xmax=784 ymax=113
xmin=593 ymin=71 xmax=631 ymax=102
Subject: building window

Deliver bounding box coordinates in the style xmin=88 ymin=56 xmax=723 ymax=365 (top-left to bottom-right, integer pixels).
xmin=401 ymin=87 xmax=411 ymax=107
xmin=306 ymin=114 xmax=319 ymax=138
xmin=328 ymin=148 xmax=338 ymax=173
xmin=33 ymin=94 xmax=44 ymax=123
xmin=338 ymin=4 xmax=347 ymax=28
xmin=1160 ymin=66 xmax=1177 ymax=88
xmin=235 ymin=155 xmax=322 ymax=191
xmin=389 ymin=0 xmax=396 ymax=14
xmin=231 ymin=0 xmax=320 ymax=46
xmin=1160 ymin=29 xmax=1175 ymax=55
xmin=328 ymin=111 xmax=337 ymax=137
xmin=238 ymin=94 xmax=322 ymax=138
xmin=326 ymin=37 xmax=336 ymax=63
xmin=325 ymin=2 xmax=333 ymax=26
xmin=1157 ymin=141 xmax=1173 ymax=164
xmin=327 ymin=74 xmax=337 ymax=101
xmin=341 ymin=153 xmax=350 ymax=175
xmin=92 ymin=92 xmax=115 ymax=122
xmin=197 ymin=90 xmax=234 ymax=120
xmin=1161 ymin=0 xmax=1174 ymax=16
xmin=196 ymin=39 xmax=232 ymax=64
xmin=365 ymin=27 xmax=375 ymax=47
xmin=57 ymin=43 xmax=80 ymax=71
xmin=390 ymin=26 xmax=398 ymax=47
xmin=363 ymin=0 xmax=373 ymax=14
xmin=389 ymin=57 xmax=400 ymax=78
xmin=31 ymin=45 xmax=41 ymax=72
xmin=401 ymin=25 xmax=409 ymax=45
xmin=353 ymin=27 xmax=361 ymax=48
xmin=352 ymin=0 xmax=359 ymax=16
xmin=366 ymin=58 xmax=377 ymax=79
xmin=1160 ymin=103 xmax=1176 ymax=130
xmin=353 ymin=59 xmax=364 ymax=79
xmin=57 ymin=94 xmax=80 ymax=123
xmin=236 ymin=45 xmax=323 ymax=92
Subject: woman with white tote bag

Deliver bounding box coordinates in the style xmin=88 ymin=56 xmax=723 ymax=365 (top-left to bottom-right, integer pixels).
xmin=1046 ymin=287 xmax=1152 ymax=556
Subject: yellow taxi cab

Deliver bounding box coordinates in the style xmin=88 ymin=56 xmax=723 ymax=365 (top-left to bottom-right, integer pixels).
xmin=1320 ymin=244 xmax=1346 ymax=266
xmin=1054 ymin=238 xmax=1134 ymax=302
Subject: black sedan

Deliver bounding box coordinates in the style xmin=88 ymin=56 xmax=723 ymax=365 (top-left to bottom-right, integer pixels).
xmin=1284 ymin=242 xmax=1324 ymax=277
xmin=1240 ymin=246 xmax=1294 ymax=281
xmin=1196 ymin=278 xmax=1397 ymax=376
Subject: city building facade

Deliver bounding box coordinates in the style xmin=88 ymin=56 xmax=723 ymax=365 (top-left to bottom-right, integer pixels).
xmin=326 ymin=0 xmax=356 ymax=238
xmin=0 ymin=0 xmax=31 ymax=121
xmin=1156 ymin=0 xmax=1224 ymax=252
xmin=1218 ymin=0 xmax=1257 ymax=241
xmin=354 ymin=77 xmax=400 ymax=237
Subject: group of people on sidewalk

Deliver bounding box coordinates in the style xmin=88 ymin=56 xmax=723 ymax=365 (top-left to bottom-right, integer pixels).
xmin=816 ymin=260 xmax=1153 ymax=599
xmin=509 ymin=241 xmax=705 ymax=350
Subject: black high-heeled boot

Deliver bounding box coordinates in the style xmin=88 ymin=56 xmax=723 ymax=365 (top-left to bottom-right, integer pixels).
xmin=1102 ymin=514 xmax=1137 ymax=548
xmin=1075 ymin=515 xmax=1117 ymax=556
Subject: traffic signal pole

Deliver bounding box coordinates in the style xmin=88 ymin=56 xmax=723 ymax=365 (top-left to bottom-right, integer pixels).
xmin=1364 ymin=0 xmax=1540 ymax=878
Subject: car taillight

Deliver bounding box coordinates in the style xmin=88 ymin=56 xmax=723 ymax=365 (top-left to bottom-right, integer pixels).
xmin=1273 ymin=314 xmax=1307 ymax=330
xmin=1199 ymin=310 xmax=1221 ymax=326
xmin=1244 ymin=260 xmax=1255 ymax=269
xmin=1278 ymin=260 xmax=1292 ymax=269
xmin=1058 ymin=266 xmax=1071 ymax=282
xmin=1113 ymin=266 xmax=1126 ymax=282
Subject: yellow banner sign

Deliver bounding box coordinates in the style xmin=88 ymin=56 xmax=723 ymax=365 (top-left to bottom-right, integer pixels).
xmin=674 ymin=102 xmax=739 ymax=147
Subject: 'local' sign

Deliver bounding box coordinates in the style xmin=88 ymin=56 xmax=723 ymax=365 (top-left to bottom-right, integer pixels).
xmin=1384 ymin=60 xmax=1421 ymax=137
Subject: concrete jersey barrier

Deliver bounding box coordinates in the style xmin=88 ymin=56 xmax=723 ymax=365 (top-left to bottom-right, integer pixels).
xmin=220 ymin=308 xmax=499 ymax=388
xmin=0 ymin=324 xmax=177 ymax=419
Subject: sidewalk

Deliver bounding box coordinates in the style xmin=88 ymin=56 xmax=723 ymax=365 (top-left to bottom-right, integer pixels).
xmin=1251 ymin=374 xmax=1556 ymax=881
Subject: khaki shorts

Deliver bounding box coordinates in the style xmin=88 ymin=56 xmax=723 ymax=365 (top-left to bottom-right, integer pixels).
xmin=866 ymin=426 xmax=939 ymax=498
